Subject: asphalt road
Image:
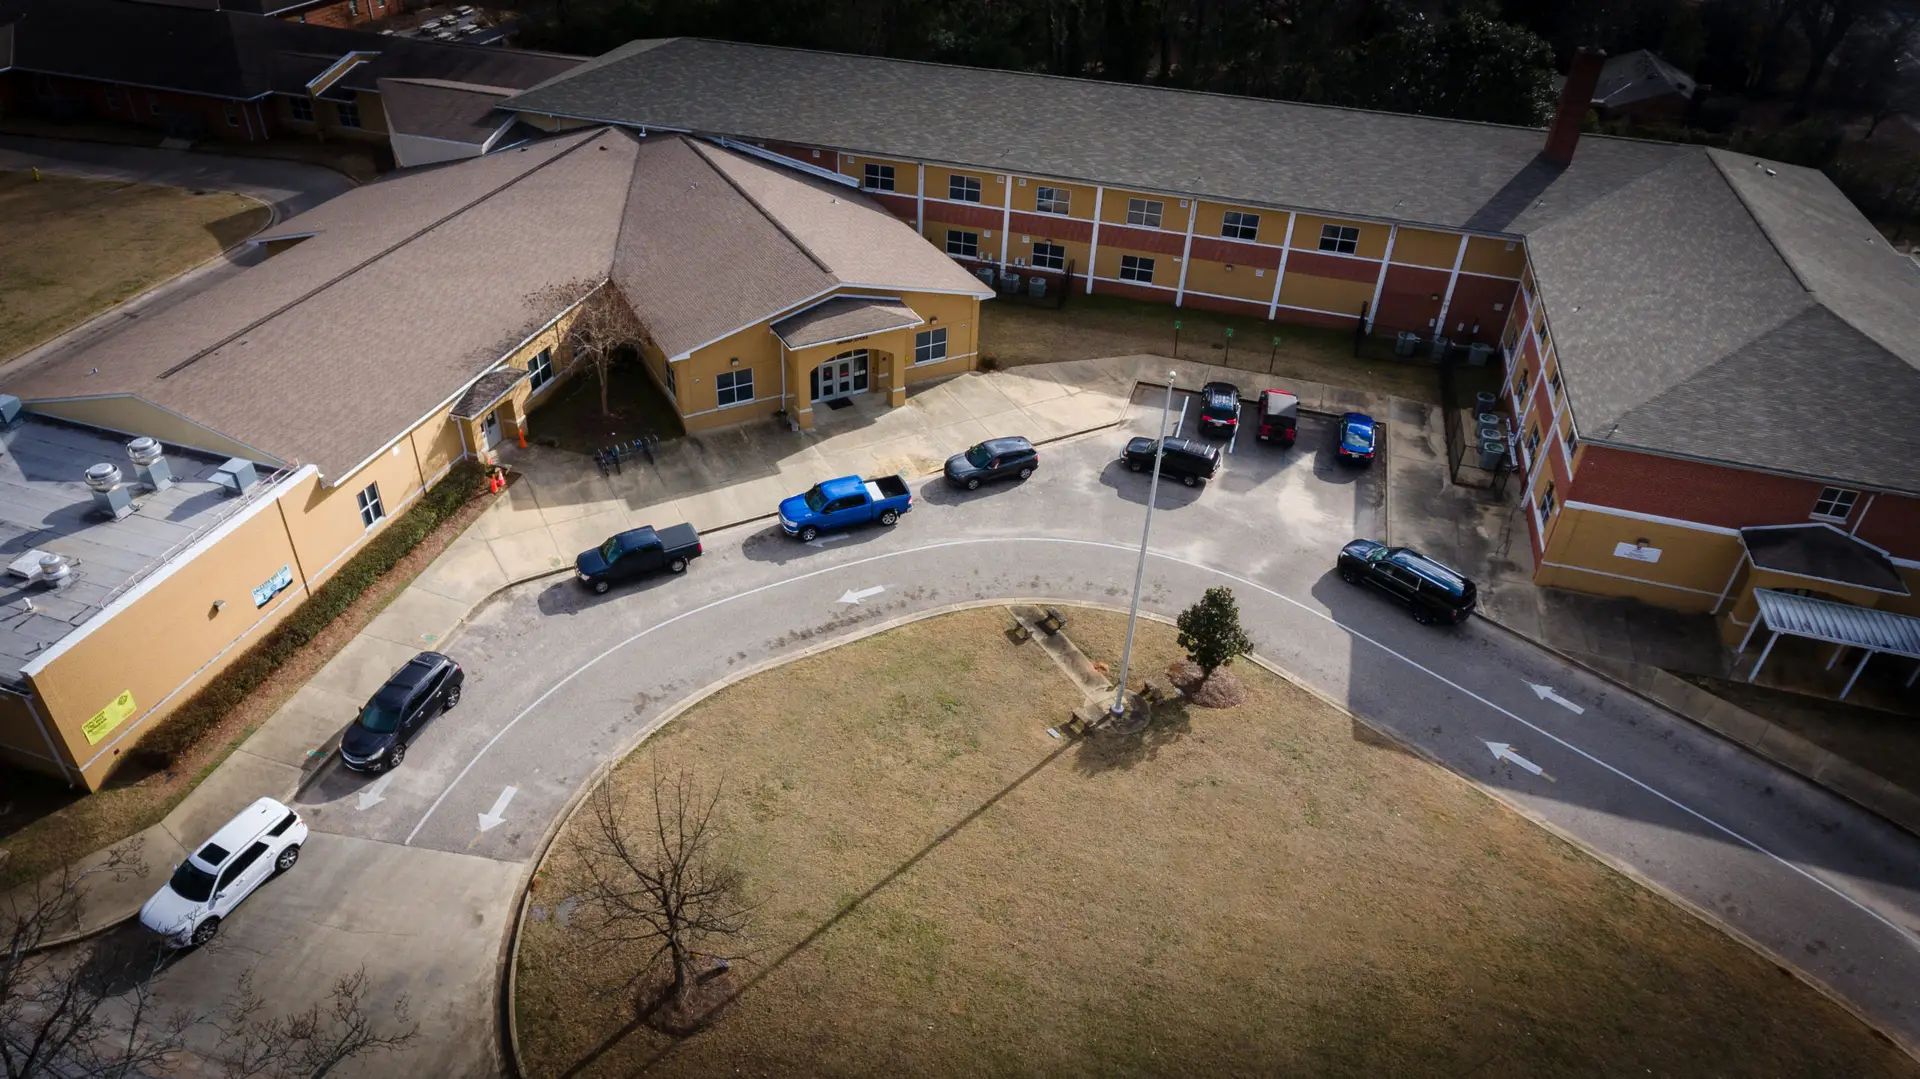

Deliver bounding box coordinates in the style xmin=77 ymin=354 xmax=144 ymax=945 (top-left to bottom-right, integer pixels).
xmin=138 ymin=403 xmax=1920 ymax=1074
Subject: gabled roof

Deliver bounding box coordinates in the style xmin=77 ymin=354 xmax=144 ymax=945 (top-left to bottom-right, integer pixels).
xmin=499 ymin=37 xmax=1690 ymax=236
xmin=1741 ymin=524 xmax=1908 ymax=594
xmin=1593 ymin=50 xmax=1696 ymax=108
xmin=377 ymin=76 xmax=514 ymax=144
xmin=772 ymin=297 xmax=922 ymax=350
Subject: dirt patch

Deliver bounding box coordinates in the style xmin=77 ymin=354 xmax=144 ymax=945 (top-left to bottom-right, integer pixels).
xmin=514 ymin=606 xmax=1914 ymax=1078
xmin=526 ymin=356 xmax=687 ymax=457
xmin=0 ymin=170 xmax=270 ymax=364
xmin=0 ymin=486 xmax=496 ymax=889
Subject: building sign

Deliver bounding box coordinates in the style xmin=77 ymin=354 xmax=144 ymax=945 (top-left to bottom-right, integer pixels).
xmin=252 ymin=564 xmax=293 ymax=608
xmin=1613 ymin=542 xmax=1663 ymax=564
xmin=82 ymin=690 xmax=136 ymax=746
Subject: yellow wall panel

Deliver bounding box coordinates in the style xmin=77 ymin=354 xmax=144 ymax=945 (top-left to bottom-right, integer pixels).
xmin=1276 ymin=274 xmax=1372 ymax=314
xmin=1462 ymin=236 xmax=1527 ymax=278
xmin=27 ymin=398 xmax=274 ymax=464
xmin=1181 ymin=260 xmax=1273 ymax=301
xmin=1290 ymin=214 xmax=1389 ymax=259
xmin=1391 ymin=228 xmax=1463 ymax=269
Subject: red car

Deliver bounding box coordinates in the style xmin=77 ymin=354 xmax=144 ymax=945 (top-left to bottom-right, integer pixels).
xmin=1255 ymin=389 xmax=1298 ymax=445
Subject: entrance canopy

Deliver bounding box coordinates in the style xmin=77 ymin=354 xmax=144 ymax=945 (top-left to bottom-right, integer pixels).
xmin=1746 ymin=588 xmax=1920 ymax=698
xmin=771 ymin=297 xmax=922 ymax=350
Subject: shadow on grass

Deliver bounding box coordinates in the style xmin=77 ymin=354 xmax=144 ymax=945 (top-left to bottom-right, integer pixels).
xmin=1071 ymin=697 xmax=1194 ymax=775
xmin=559 ymin=740 xmax=1076 ymax=1078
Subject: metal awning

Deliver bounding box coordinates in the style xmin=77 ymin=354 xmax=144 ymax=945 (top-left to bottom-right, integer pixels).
xmin=1745 ymin=589 xmax=1920 ymax=698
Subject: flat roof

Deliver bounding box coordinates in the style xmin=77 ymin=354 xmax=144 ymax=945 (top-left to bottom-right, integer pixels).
xmin=0 ymin=419 xmax=246 ymax=684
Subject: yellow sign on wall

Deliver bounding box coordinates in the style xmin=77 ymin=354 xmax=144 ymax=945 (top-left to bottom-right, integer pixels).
xmin=82 ymin=690 xmax=137 ymax=746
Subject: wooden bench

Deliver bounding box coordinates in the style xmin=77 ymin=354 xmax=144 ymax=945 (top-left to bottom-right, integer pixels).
xmin=1039 ymin=607 xmax=1067 ymax=635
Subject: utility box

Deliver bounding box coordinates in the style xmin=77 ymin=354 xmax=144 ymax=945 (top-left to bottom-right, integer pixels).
xmin=214 ymin=458 xmax=258 ymax=496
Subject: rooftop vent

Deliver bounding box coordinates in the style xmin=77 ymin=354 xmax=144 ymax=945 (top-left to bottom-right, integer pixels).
xmin=213 ymin=458 xmax=258 ymax=496
xmin=86 ymin=462 xmax=133 ymax=520
xmin=35 ymin=552 xmax=73 ymax=590
xmin=7 ymin=549 xmax=52 ymax=580
xmin=0 ymin=394 xmax=21 ymax=427
xmin=127 ymin=436 xmax=174 ymax=492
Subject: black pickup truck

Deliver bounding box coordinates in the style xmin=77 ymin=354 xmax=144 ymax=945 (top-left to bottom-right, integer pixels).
xmin=575 ymin=524 xmax=703 ymax=593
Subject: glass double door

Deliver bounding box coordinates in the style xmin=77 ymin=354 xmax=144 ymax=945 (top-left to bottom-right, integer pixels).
xmin=810 ymin=350 xmax=870 ymax=402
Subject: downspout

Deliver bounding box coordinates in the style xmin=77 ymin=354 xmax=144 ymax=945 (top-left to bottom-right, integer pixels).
xmin=1850 ymin=492 xmax=1875 ymax=535
xmin=1172 ymin=198 xmax=1198 ymax=306
xmin=1084 ymin=186 xmax=1104 ymax=296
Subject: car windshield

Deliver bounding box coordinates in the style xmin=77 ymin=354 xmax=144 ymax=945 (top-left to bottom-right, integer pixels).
xmin=1343 ymin=425 xmax=1373 ymax=450
xmin=358 ymin=701 xmax=403 ymax=733
xmin=965 ymin=444 xmax=992 ymax=467
xmin=598 ymin=537 xmax=620 ymax=561
xmin=1207 ymin=393 xmax=1235 ymax=410
xmin=169 ymin=861 xmax=217 ymax=903
xmin=802 ymin=486 xmax=828 ymax=512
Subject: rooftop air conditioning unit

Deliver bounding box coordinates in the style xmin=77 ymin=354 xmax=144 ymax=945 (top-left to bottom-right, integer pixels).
xmin=214 ymin=458 xmax=258 ymax=496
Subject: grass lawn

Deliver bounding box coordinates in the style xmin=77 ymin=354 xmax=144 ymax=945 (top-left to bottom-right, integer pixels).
xmin=0 ymin=170 xmax=270 ymax=363
xmin=981 ymin=294 xmax=1449 ymax=404
xmin=526 ymin=357 xmax=686 ymax=456
xmin=514 ymin=606 xmax=1913 ymax=1078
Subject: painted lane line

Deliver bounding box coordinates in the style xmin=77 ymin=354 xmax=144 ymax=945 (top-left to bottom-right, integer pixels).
xmin=805 ymin=533 xmax=851 ymax=549
xmin=402 ymin=536 xmax=1920 ymax=951
xmin=1528 ymin=681 xmax=1586 ymax=714
xmin=477 ymin=786 xmax=518 ymax=832
xmin=356 ymin=771 xmax=396 ymax=811
xmin=1173 ymin=395 xmax=1189 ymax=439
xmin=837 ymin=585 xmax=886 ymax=605
xmin=1487 ymin=741 xmax=1553 ymax=781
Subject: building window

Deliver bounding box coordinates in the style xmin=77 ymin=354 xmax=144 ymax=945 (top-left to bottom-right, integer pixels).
xmin=1035 ymin=186 xmax=1070 ymax=215
xmin=149 ymin=93 xmax=164 ymax=117
xmin=1222 ymin=211 xmax=1261 ymax=241
xmin=104 ymin=85 xmax=123 ymax=111
xmin=947 ymin=230 xmax=979 ymax=258
xmin=527 ymin=348 xmax=554 ymax=392
xmin=1810 ymin=487 xmax=1858 ymax=522
xmin=289 ymin=96 xmax=314 ymax=123
xmin=335 ymin=99 xmax=361 ymax=129
xmin=357 ymin=483 xmax=385 ymax=529
xmin=1318 ymin=224 xmax=1360 ymax=254
xmin=1563 ymin=427 xmax=1576 ymax=457
xmin=1126 ymin=198 xmax=1163 ymax=228
xmin=224 ymin=104 xmax=240 ymax=127
xmin=1514 ymin=366 xmax=1530 ymax=397
xmin=863 ymin=163 xmax=895 ymax=192
xmin=1119 ymin=255 xmax=1155 ymax=283
xmin=1546 ymin=367 xmax=1562 ymax=400
xmin=663 ymin=363 xmax=677 ymax=400
xmin=1526 ymin=424 xmax=1541 ymax=462
xmin=1031 ymin=241 xmax=1066 ymax=271
xmin=1537 ymin=481 xmax=1557 ymax=519
xmin=716 ymin=369 xmax=753 ymax=407
xmin=348 ymin=0 xmax=358 ymax=13
xmin=948 ymin=174 xmax=981 ymax=203
xmin=914 ymin=327 xmax=948 ymax=365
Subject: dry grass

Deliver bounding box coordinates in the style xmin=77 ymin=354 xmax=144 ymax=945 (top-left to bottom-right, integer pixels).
xmin=515 ymin=606 xmax=1916 ymax=1079
xmin=980 ymin=294 xmax=1447 ymax=403
xmin=0 ymin=170 xmax=270 ymax=363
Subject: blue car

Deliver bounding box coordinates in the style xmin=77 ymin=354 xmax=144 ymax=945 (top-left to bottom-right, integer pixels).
xmin=1336 ymin=412 xmax=1376 ymax=464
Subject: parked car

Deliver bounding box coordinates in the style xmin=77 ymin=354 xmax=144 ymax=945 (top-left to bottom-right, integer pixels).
xmin=945 ymin=436 xmax=1039 ymax=490
xmin=1336 ymin=539 xmax=1477 ymax=625
xmin=1336 ymin=412 xmax=1377 ymax=464
xmin=140 ymin=797 xmax=306 ymax=948
xmin=779 ymin=474 xmax=912 ymax=541
xmin=339 ymin=652 xmax=464 ymax=772
xmin=1119 ymin=436 xmax=1220 ymax=487
xmin=1255 ymin=389 xmax=1298 ymax=445
xmin=1197 ymin=381 xmax=1242 ymax=436
xmin=576 ymin=524 xmax=702 ymax=593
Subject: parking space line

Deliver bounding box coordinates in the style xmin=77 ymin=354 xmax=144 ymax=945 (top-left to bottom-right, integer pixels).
xmin=1173 ymin=396 xmax=1189 ymax=439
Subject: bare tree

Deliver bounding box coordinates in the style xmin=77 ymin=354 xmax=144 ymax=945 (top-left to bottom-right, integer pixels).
xmin=526 ymin=277 xmax=646 ymax=418
xmin=211 ymin=967 xmax=417 ymax=1079
xmin=570 ymin=767 xmax=754 ymax=1011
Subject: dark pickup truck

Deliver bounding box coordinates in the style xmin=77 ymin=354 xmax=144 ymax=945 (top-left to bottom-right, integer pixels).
xmin=575 ymin=524 xmax=703 ymax=593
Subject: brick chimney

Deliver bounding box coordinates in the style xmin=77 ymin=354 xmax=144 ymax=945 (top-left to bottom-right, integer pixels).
xmin=1544 ymin=48 xmax=1606 ymax=167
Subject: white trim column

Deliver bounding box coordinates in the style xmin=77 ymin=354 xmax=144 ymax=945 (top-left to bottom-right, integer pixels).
xmin=1840 ymin=648 xmax=1874 ymax=700
xmin=1748 ymin=630 xmax=1782 ymax=683
xmin=1267 ymin=212 xmax=1295 ymax=320
xmin=1851 ymin=492 xmax=1875 ymax=535
xmin=915 ymin=164 xmax=925 ymax=234
xmin=1173 ymin=198 xmax=1199 ymax=306
xmin=1085 ymin=186 xmax=1104 ymax=295
xmin=1365 ymin=225 xmax=1399 ymax=332
xmin=1433 ymin=234 xmax=1469 ymax=333
xmin=999 ymin=173 xmax=1013 ymax=265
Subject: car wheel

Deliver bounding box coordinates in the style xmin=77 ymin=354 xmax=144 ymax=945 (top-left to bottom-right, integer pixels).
xmin=878 ymin=509 xmax=899 ymax=526
xmin=1017 ymin=467 xmax=1033 ymax=480
xmin=444 ymin=684 xmax=461 ymax=710
xmin=669 ymin=557 xmax=688 ymax=574
xmin=965 ymin=477 xmax=981 ymax=491
xmin=592 ymin=579 xmax=610 ymax=595
xmin=1181 ymin=474 xmax=1198 ymax=487
xmin=1412 ymin=605 xmax=1436 ymax=625
xmin=275 ymin=844 xmax=301 ymax=873
xmin=1340 ymin=565 xmax=1362 ymax=585
xmin=1128 ymin=460 xmax=1145 ymax=473
xmin=798 ymin=526 xmax=819 ymax=543
xmin=191 ymin=917 xmax=220 ymax=947
xmin=388 ymin=742 xmax=407 ymax=769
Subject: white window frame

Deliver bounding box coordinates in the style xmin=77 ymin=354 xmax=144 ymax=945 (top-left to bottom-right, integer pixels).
xmin=148 ymin=93 xmax=163 ymax=117
xmin=663 ymin=363 xmax=677 ymax=400
xmin=334 ymin=99 xmax=361 ymax=129
xmin=1119 ymin=255 xmax=1155 ymax=283
xmin=104 ymin=85 xmax=123 ymax=111
xmin=356 ymin=482 xmax=385 ymax=529
xmin=1126 ymin=198 xmax=1163 ymax=228
xmin=947 ymin=230 xmax=979 ymax=258
xmin=1035 ymin=186 xmax=1070 ymax=215
xmin=224 ymin=104 xmax=240 ymax=127
xmin=863 ymin=163 xmax=895 ymax=192
xmin=1030 ymin=241 xmax=1066 ymax=271
xmin=1810 ymin=486 xmax=1858 ymax=522
xmin=1222 ymin=211 xmax=1260 ymax=241
xmin=527 ymin=348 xmax=554 ymax=392
xmin=913 ymin=327 xmax=949 ymax=365
xmin=1538 ymin=481 xmax=1557 ymax=520
xmin=1318 ymin=224 xmax=1360 ymax=254
xmin=715 ymin=368 xmax=753 ymax=408
xmin=288 ymin=95 xmax=314 ymax=123
xmin=948 ymin=174 xmax=982 ymax=203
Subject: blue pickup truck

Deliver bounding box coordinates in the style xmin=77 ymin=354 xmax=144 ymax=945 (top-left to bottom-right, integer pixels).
xmin=779 ymin=474 xmax=912 ymax=541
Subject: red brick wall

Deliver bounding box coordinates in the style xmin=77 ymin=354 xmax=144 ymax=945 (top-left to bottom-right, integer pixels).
xmin=1284 ymin=250 xmax=1379 ymax=283
xmin=1442 ymin=274 xmax=1521 ymax=342
xmin=1180 ymin=292 xmax=1269 ymax=317
xmin=924 ymin=201 xmax=1002 ymax=229
xmin=1091 ymin=279 xmax=1170 ymax=304
xmin=1009 ymin=211 xmax=1093 ymax=243
xmin=1374 ymin=264 xmax=1449 ymax=333
xmin=288 ymin=0 xmax=404 ymax=27
xmin=869 ymin=191 xmax=917 ymax=221
xmin=1188 ymin=236 xmax=1283 ymax=269
xmin=10 ymin=74 xmax=268 ymax=141
xmin=1098 ymin=224 xmax=1187 ymax=256
xmin=1854 ymin=494 xmax=1920 ymax=561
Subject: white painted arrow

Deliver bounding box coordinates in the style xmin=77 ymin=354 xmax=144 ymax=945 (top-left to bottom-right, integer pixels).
xmin=837 ymin=585 xmax=885 ymax=605
xmin=1526 ymin=681 xmax=1586 ymax=714
xmin=1486 ymin=741 xmax=1553 ymax=781
xmin=356 ymin=771 xmax=396 ymax=811
xmin=477 ymin=786 xmax=518 ymax=832
xmin=806 ymin=533 xmax=851 ymax=549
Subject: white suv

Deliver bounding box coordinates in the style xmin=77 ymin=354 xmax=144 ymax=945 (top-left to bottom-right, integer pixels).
xmin=141 ymin=797 xmax=307 ymax=948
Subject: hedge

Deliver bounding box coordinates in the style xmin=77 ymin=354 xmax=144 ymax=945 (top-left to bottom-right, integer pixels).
xmin=131 ymin=461 xmax=486 ymax=767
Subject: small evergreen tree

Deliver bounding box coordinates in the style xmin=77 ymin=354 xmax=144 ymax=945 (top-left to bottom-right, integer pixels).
xmin=1176 ymin=587 xmax=1253 ymax=679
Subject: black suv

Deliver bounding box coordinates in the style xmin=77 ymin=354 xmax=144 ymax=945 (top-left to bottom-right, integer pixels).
xmin=1197 ymin=381 xmax=1242 ymax=436
xmin=945 ymin=436 xmax=1039 ymax=490
xmin=339 ymin=652 xmax=465 ymax=771
xmin=1336 ymin=539 xmax=1477 ymax=625
xmin=1120 ymin=436 xmax=1220 ymax=487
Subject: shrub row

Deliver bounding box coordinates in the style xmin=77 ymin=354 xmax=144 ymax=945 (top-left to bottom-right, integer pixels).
xmin=131 ymin=461 xmax=486 ymax=768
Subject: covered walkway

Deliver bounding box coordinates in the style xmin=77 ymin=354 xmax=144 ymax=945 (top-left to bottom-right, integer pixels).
xmin=1741 ymin=589 xmax=1920 ymax=699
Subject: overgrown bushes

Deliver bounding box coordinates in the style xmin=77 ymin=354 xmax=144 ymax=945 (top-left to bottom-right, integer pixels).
xmin=131 ymin=462 xmax=486 ymax=768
